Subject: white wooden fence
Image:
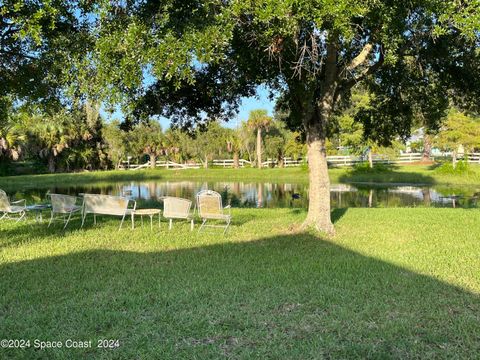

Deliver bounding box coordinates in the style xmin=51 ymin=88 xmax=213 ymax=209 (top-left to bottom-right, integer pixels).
xmin=467 ymin=153 xmax=480 ymax=164
xmin=395 ymin=153 xmax=423 ymax=163
xmin=212 ymin=159 xmax=251 ymax=167
xmin=119 ymin=160 xmax=201 ymax=170
xmin=121 ymin=152 xmax=480 ymax=170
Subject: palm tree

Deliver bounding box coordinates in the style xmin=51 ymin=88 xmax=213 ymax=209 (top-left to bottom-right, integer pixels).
xmin=247 ymin=109 xmax=272 ymax=168
xmin=32 ymin=118 xmax=70 ymax=173
xmin=226 ymin=128 xmax=242 ymax=168
xmin=0 ymin=124 xmax=24 ymax=161
xmin=130 ymin=122 xmax=166 ymax=169
xmin=163 ymin=129 xmax=183 ymax=165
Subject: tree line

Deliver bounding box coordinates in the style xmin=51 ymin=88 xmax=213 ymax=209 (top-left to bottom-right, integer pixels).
xmin=2 ymin=94 xmax=479 ymax=174
xmin=0 ymin=103 xmax=306 ymax=173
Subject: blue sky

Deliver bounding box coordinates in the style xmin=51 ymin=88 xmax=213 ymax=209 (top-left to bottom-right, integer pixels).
xmin=221 ymin=85 xmax=276 ymax=129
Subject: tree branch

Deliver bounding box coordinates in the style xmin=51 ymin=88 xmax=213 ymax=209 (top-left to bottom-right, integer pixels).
xmin=324 ymin=37 xmax=338 ymax=87
xmin=341 ymin=45 xmax=384 ymax=91
xmin=345 ymin=42 xmax=374 ymax=72
xmin=0 ymin=49 xmax=39 ymax=61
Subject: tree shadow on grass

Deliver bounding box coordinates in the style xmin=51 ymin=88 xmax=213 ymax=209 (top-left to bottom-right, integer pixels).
xmin=0 ymin=211 xmax=258 ymax=250
xmin=0 ymin=234 xmax=479 ymax=359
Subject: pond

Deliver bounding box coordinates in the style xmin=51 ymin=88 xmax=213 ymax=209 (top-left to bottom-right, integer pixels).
xmin=5 ymin=181 xmax=480 ymax=209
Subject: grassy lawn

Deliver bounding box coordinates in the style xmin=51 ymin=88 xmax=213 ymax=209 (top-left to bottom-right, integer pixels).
xmin=1 ymin=208 xmax=479 ymax=359
xmin=0 ymin=164 xmax=480 ymax=191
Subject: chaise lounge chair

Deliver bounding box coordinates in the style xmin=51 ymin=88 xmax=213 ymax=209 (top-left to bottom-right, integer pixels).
xmin=0 ymin=189 xmax=26 ymax=222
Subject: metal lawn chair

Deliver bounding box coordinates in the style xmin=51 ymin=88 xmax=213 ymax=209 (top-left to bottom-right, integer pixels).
xmin=196 ymin=190 xmax=231 ymax=234
xmin=0 ymin=189 xmax=26 ymax=222
xmin=162 ymin=197 xmax=194 ymax=231
xmin=48 ymin=193 xmax=82 ymax=229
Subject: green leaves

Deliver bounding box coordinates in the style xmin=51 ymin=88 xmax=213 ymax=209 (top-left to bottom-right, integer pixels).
xmin=434 ymin=109 xmax=480 ymax=152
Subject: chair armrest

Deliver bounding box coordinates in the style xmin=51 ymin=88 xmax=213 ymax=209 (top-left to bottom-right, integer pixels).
xmin=11 ymin=199 xmax=26 ymax=207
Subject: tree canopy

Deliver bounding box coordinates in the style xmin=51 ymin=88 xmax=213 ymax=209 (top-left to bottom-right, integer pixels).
xmin=0 ymin=1 xmax=93 ymax=116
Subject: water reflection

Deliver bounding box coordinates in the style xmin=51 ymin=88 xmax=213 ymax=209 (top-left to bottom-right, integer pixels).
xmin=5 ymin=181 xmax=480 ymax=209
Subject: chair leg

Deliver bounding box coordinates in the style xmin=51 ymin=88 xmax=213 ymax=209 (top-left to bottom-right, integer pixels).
xmin=198 ymin=219 xmax=207 ymax=233
xmin=16 ymin=211 xmax=26 ymax=222
xmin=48 ymin=211 xmax=54 ymax=228
xmin=169 ymin=219 xmax=172 ymax=230
xmin=81 ymin=212 xmax=87 ymax=228
xmin=93 ymin=214 xmax=96 ymax=225
xmin=131 ymin=212 xmax=135 ymax=230
xmin=223 ymin=218 xmax=231 ymax=235
xmin=119 ymin=214 xmax=126 ymax=231
xmin=0 ymin=212 xmax=6 ymax=220
xmin=63 ymin=211 xmax=74 ymax=230
xmin=190 ymin=219 xmax=194 ymax=231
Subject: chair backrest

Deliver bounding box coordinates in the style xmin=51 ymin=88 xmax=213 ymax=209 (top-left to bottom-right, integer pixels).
xmin=49 ymin=194 xmax=77 ymax=213
xmin=197 ymin=190 xmax=223 ymax=218
xmin=163 ymin=197 xmax=192 ymax=219
xmin=82 ymin=194 xmax=129 ymax=215
xmin=0 ymin=190 xmax=11 ymax=212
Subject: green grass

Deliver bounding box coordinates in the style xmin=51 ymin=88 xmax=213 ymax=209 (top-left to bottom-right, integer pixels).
xmin=1 ymin=208 xmax=479 ymax=359
xmin=1 ymin=164 xmax=480 ymax=191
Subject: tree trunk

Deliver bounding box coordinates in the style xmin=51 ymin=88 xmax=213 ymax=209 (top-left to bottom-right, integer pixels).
xmin=233 ymin=151 xmax=240 ymax=169
xmin=204 ymin=155 xmax=208 ymax=169
xmin=422 ymin=188 xmax=431 ymax=206
xmin=422 ymin=133 xmax=432 ymax=162
xmin=278 ymin=154 xmax=284 ymax=168
xmin=149 ymin=154 xmax=156 ymax=169
xmin=368 ymin=148 xmax=373 ymax=168
xmin=302 ymin=123 xmax=334 ymax=234
xmin=47 ymin=154 xmax=56 ymax=173
xmin=452 ymin=149 xmax=457 ymax=168
xmin=257 ymin=183 xmax=263 ymax=207
xmin=256 ymin=128 xmax=262 ymax=169
xmin=368 ymin=189 xmax=374 ymax=208
xmin=301 ymin=36 xmax=337 ymax=234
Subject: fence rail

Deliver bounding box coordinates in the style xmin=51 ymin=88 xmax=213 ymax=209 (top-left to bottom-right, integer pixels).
xmin=467 ymin=153 xmax=480 ymax=164
xmin=395 ymin=153 xmax=423 ymax=163
xmin=212 ymin=159 xmax=251 ymax=167
xmin=119 ymin=160 xmax=201 ymax=170
xmin=120 ymin=152 xmax=480 ymax=170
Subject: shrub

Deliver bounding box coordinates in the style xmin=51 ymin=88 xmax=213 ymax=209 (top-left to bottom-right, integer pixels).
xmin=351 ymin=162 xmax=393 ymax=172
xmin=434 ymin=160 xmax=471 ymax=175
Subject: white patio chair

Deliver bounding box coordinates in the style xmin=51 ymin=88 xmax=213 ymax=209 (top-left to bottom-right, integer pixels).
xmin=162 ymin=197 xmax=194 ymax=231
xmin=81 ymin=194 xmax=136 ymax=230
xmin=47 ymin=193 xmax=82 ymax=229
xmin=196 ymin=190 xmax=231 ymax=234
xmin=0 ymin=189 xmax=26 ymax=222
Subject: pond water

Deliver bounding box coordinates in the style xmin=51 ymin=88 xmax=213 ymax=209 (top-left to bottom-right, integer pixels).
xmin=6 ymin=181 xmax=480 ymax=209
